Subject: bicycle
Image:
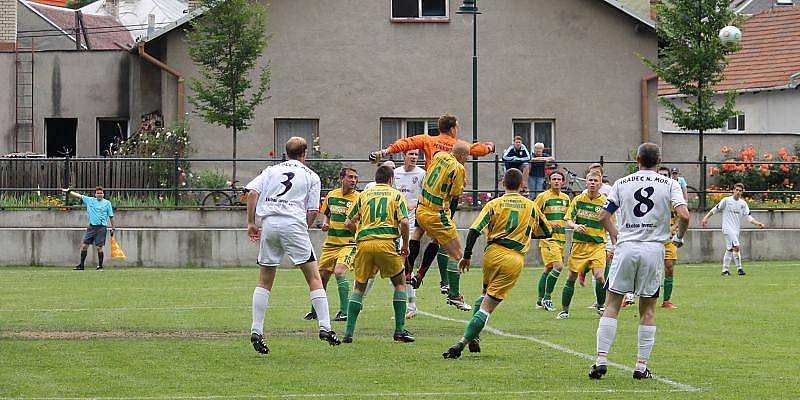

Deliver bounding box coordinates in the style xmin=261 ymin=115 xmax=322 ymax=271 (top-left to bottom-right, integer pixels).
xmin=560 ymin=166 xmax=586 ymax=197
xmin=202 ymin=180 xmax=251 ymax=206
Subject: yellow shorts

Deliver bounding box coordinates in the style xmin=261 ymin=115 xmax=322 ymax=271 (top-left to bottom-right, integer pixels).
xmin=353 ymin=239 xmax=403 ymax=284
xmin=567 ymin=242 xmax=606 ymax=273
xmin=664 ymin=242 xmax=678 ymax=261
xmin=482 ymin=243 xmax=525 ymax=301
xmin=319 ymin=245 xmax=356 ymax=272
xmin=416 ymin=204 xmax=458 ymax=246
xmin=539 ymin=240 xmax=565 ymax=267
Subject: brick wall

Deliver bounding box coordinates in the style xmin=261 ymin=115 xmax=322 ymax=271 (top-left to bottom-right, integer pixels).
xmin=0 ymin=0 xmax=17 ymax=51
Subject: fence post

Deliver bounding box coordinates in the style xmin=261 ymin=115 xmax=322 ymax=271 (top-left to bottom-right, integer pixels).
xmin=599 ymin=155 xmax=604 ymax=168
xmin=472 ymin=158 xmax=478 ymax=207
xmin=173 ymin=152 xmax=180 ymax=206
xmin=700 ymin=155 xmax=708 ymax=211
xmin=494 ymin=154 xmax=499 ymax=198
xmin=63 ymin=155 xmax=71 ymax=204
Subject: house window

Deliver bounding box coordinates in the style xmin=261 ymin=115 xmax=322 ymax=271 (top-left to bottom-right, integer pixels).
xmin=275 ymin=119 xmax=319 ymax=157
xmin=512 ymin=119 xmax=555 ymax=156
xmin=726 ymin=113 xmax=745 ymax=132
xmin=391 ymin=0 xmax=449 ymax=21
xmin=97 ymin=119 xmax=128 ymax=156
xmin=45 ymin=118 xmax=78 ymax=157
xmin=776 ymin=0 xmax=793 ymax=6
xmin=380 ymin=118 xmax=438 ymax=161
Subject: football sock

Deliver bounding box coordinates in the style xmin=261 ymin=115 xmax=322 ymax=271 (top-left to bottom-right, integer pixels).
xmin=345 ymin=293 xmax=363 ymax=337
xmin=97 ymin=251 xmax=104 ymax=267
xmin=722 ymin=250 xmax=732 ymax=272
xmin=407 ymin=239 xmax=421 ymax=274
xmin=336 ymin=275 xmax=350 ymax=314
xmin=310 ymin=289 xmax=331 ymax=331
xmin=417 ymin=242 xmax=440 ymax=280
xmin=636 ymin=325 xmax=657 ymax=372
xmin=464 ymin=309 xmax=490 ymax=341
xmin=545 ymin=269 xmax=561 ymax=300
xmin=79 ymin=249 xmax=87 ymax=267
xmin=393 ymin=290 xmax=407 ymax=333
xmin=472 ymin=296 xmax=484 ymax=317
xmin=595 ymin=316 xmax=618 ymax=365
xmin=251 ymin=287 xmax=270 ymax=335
xmin=406 ymin=284 xmax=416 ymax=305
xmin=437 ymin=249 xmax=449 ymax=284
xmin=595 ymin=278 xmax=606 ymax=307
xmin=562 ymin=279 xmax=575 ymax=309
xmin=537 ymin=271 xmax=548 ymax=299
xmin=733 ymin=252 xmax=743 ymax=270
xmin=447 ymin=260 xmax=460 ymax=299
xmin=663 ymin=276 xmax=673 ymax=302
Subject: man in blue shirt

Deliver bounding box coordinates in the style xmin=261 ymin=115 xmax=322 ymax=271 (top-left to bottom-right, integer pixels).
xmin=528 ymin=143 xmax=555 ymax=198
xmin=63 ymin=186 xmax=116 ymax=271
xmin=502 ymin=136 xmax=531 ymax=172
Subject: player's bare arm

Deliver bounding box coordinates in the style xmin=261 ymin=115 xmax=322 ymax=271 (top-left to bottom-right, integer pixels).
xmin=567 ymin=219 xmax=587 ymax=234
xmin=400 ymin=217 xmax=410 ymax=257
xmin=62 ymin=187 xmax=84 ymax=200
xmin=246 ymin=189 xmax=261 ymax=242
xmin=459 ymin=228 xmax=481 ymax=273
xmin=306 ymin=210 xmax=319 ymax=227
xmin=748 ymin=216 xmax=765 ymax=229
xmin=598 ymin=209 xmax=618 ymax=247
xmin=673 ymin=204 xmax=690 ymax=248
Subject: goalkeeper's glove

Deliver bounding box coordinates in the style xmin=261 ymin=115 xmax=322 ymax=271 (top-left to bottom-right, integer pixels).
xmin=368 ymin=150 xmax=383 ymax=164
xmin=485 ymin=141 xmax=495 ymax=153
xmin=672 ymin=235 xmax=684 ymax=247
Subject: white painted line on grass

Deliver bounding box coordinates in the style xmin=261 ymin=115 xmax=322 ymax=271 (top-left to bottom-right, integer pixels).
xmin=0 ymin=305 xmax=249 ymax=313
xmin=418 ymin=310 xmax=700 ymax=393
xmin=0 ymin=388 xmax=693 ymax=400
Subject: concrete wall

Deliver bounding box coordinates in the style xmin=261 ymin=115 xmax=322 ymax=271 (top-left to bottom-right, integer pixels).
xmin=149 ymin=0 xmax=657 ymax=181
xmin=17 ymin=2 xmax=75 ymax=51
xmin=2 ymin=209 xmax=797 ymax=267
xmin=0 ymin=50 xmax=132 ymax=156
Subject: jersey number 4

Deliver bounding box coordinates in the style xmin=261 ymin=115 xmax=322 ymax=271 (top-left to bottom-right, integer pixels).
xmin=276 ymin=172 xmax=295 ymax=197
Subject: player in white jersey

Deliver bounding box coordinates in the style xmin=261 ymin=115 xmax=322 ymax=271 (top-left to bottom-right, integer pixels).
xmin=701 ymin=183 xmax=765 ymax=276
xmin=394 ymin=150 xmax=426 ymax=318
xmin=589 ymin=143 xmax=690 ymax=381
xmin=245 ymin=137 xmax=341 ymax=354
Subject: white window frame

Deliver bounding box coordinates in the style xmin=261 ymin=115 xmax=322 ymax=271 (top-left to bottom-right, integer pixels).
xmin=380 ymin=117 xmax=439 ymax=161
xmin=390 ymin=0 xmax=450 ymax=22
xmin=274 ymin=118 xmax=320 ymax=156
xmin=725 ymin=113 xmax=746 ymax=132
xmin=512 ymin=119 xmax=556 ymax=156
xmin=776 ymin=0 xmax=793 ymax=6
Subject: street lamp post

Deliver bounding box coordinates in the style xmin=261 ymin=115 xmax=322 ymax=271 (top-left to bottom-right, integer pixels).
xmin=457 ymin=0 xmax=480 ymax=207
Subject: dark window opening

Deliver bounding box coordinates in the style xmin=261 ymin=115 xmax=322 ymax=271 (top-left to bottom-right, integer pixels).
xmin=392 ymin=0 xmax=447 ymax=18
xmin=392 ymin=0 xmax=419 ymax=18
xmin=45 ymin=118 xmax=77 ymax=157
xmin=422 ymin=0 xmax=446 ymax=16
xmin=98 ymin=119 xmax=128 ymax=156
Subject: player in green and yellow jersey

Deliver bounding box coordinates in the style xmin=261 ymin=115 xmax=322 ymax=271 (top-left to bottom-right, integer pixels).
xmin=533 ymin=170 xmax=571 ymax=312
xmin=415 ymin=142 xmax=472 ymax=310
xmin=557 ymin=171 xmax=615 ymax=319
xmin=343 ymin=166 xmax=414 ymax=343
xmin=443 ymin=168 xmax=551 ymax=358
xmin=303 ymin=168 xmax=359 ymax=322
xmin=659 ymin=166 xmax=679 ymax=309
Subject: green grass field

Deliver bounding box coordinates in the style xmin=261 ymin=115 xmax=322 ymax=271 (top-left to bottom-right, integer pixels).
xmin=1 ymin=262 xmax=799 ymax=399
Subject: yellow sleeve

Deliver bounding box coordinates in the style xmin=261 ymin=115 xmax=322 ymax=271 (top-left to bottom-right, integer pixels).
xmin=530 ymin=202 xmax=552 ymax=239
xmin=450 ymin=164 xmax=466 ymax=197
xmin=565 ymin=196 xmax=578 ymax=222
xmin=470 ymin=202 xmax=493 ymax=234
xmin=533 ymin=192 xmax=545 ymax=211
xmin=320 ymin=195 xmax=330 ymax=217
xmin=348 ymin=197 xmax=361 ymax=223
xmin=397 ymin=194 xmax=409 ymax=220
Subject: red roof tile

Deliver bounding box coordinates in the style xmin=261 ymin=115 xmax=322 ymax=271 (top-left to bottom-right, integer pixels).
xmin=27 ymin=0 xmax=66 ymax=6
xmin=29 ymin=2 xmax=133 ymax=50
xmin=659 ymin=7 xmax=800 ymax=95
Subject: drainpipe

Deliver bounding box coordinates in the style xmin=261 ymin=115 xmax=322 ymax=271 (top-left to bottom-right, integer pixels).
xmin=137 ymin=41 xmax=185 ymax=126
xmin=641 ymin=73 xmax=658 ymax=143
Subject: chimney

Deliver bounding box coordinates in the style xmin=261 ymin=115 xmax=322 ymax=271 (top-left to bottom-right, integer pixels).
xmin=105 ymin=0 xmax=119 ymax=19
xmin=0 ymin=0 xmax=17 ymax=51
xmin=650 ymin=0 xmax=658 ymax=21
xmin=147 ymin=13 xmax=155 ymax=39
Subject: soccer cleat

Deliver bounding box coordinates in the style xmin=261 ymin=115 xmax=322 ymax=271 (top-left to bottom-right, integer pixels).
xmin=73 ymin=265 xmax=85 ymax=271
xmin=442 ymin=342 xmax=465 ymax=359
xmin=303 ymin=311 xmax=317 ymax=320
xmin=333 ymin=311 xmax=347 ymax=322
xmin=543 ymin=299 xmax=556 ymax=312
xmin=578 ymin=272 xmax=587 ymax=287
xmin=342 ymin=335 xmax=353 ymax=344
xmin=721 ymin=270 xmax=731 ymax=276
xmin=597 ymin=306 xmax=605 ymax=316
xmin=405 ymin=305 xmax=417 ymax=319
xmin=250 ymin=332 xmax=269 ymax=354
xmin=319 ymin=329 xmax=341 ymax=346
xmin=447 ymin=296 xmax=472 ymax=311
xmin=393 ymin=330 xmax=415 ymax=343
xmin=556 ymin=311 xmax=570 ymax=319
xmin=661 ymin=300 xmax=677 ymax=309
xmin=96 ymin=266 xmax=104 ymax=271
xmin=439 ymin=282 xmax=449 ymax=295
xmin=633 ymin=368 xmax=654 ymax=380
xmin=468 ymin=338 xmax=481 ymax=353
xmin=738 ymin=269 xmax=746 ymax=276
xmin=588 ymin=364 xmax=607 ymax=379
xmin=410 ymin=275 xmax=422 ymax=289
xmin=535 ymin=299 xmax=544 ymax=310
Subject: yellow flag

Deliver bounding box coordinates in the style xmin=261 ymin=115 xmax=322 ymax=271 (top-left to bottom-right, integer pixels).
xmin=111 ymin=237 xmax=127 ymax=260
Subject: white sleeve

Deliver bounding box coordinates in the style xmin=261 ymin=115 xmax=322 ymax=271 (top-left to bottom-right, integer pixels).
xmin=306 ymin=173 xmax=321 ymax=211
xmin=670 ymin=181 xmax=687 ymax=208
xmin=710 ymin=197 xmax=726 ymax=215
xmin=743 ymin=202 xmax=755 ymax=222
xmin=603 ymin=180 xmax=621 ymax=214
xmin=250 ymin=168 xmax=270 ymax=194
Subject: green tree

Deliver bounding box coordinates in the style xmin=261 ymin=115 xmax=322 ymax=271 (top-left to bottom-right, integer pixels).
xmin=642 ymin=0 xmax=741 ymax=155
xmin=186 ymin=0 xmax=270 ymax=182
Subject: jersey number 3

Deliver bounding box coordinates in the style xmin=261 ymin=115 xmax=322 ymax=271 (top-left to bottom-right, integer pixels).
xmin=276 ymin=172 xmax=295 ymax=197
xmin=633 ymin=186 xmax=655 ymax=217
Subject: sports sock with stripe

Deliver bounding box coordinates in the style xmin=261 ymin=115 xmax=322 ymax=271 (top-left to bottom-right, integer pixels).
xmin=393 ymin=290 xmax=407 ymax=333
xmin=545 ymin=269 xmax=561 ymax=300
xmin=733 ymin=252 xmax=743 ymax=270
xmin=345 ymin=293 xmax=363 ymax=337
xmin=663 ymin=276 xmax=673 ymax=302
xmin=464 ymin=309 xmax=490 ymax=341
xmin=336 ymin=275 xmax=350 ymax=314
xmin=447 ymin=259 xmax=460 ymax=299
xmin=722 ymin=250 xmax=732 ymax=272
xmin=437 ymin=249 xmax=449 ymax=284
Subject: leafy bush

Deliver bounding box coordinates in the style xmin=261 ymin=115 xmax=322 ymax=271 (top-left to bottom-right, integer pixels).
xmin=709 ymin=144 xmax=800 ymax=202
xmin=195 ymin=169 xmax=229 ymax=189
xmin=306 ymin=152 xmax=343 ymax=190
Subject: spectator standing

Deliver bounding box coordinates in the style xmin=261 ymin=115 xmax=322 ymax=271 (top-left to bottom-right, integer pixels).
xmin=671 ymin=167 xmax=688 ymax=201
xmin=528 ymin=143 xmax=555 ymax=198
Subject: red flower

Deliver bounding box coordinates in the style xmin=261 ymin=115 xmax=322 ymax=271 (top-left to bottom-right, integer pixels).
xmin=722 ymin=146 xmax=733 ymax=154
xmin=709 ymin=166 xmax=720 ymax=175
xmin=778 ymin=148 xmax=788 ymax=157
xmin=268 ymin=151 xmax=275 ymax=157
xmin=764 ymin=153 xmax=773 ymax=161
xmin=781 ymin=165 xmax=790 ymax=173
xmin=783 ymin=178 xmax=790 ymax=185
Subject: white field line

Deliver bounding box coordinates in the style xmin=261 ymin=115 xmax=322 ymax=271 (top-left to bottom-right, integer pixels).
xmin=0 ymin=388 xmax=693 ymax=400
xmin=0 ymin=305 xmax=250 ymax=313
xmin=418 ymin=310 xmax=700 ymax=393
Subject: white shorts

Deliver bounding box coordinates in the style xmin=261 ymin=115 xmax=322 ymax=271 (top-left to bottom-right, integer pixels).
xmin=257 ymin=220 xmax=316 ymax=267
xmin=723 ymin=232 xmax=740 ymax=250
xmin=606 ymin=241 xmax=664 ymax=298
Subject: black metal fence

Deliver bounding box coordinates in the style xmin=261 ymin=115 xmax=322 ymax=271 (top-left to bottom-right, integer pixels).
xmin=1 ymin=155 xmax=799 ymax=210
